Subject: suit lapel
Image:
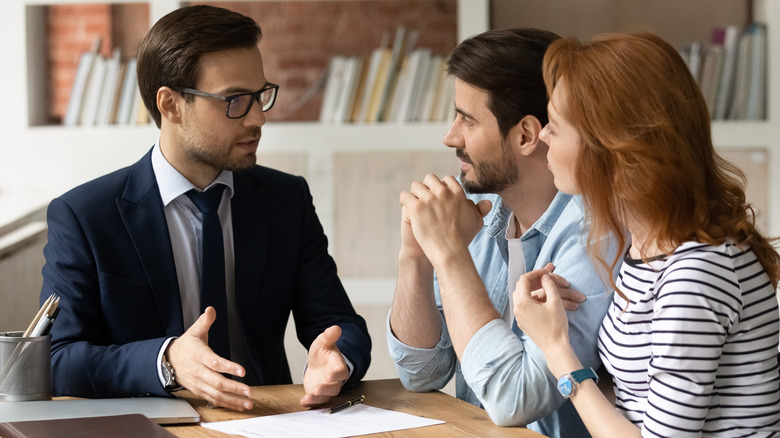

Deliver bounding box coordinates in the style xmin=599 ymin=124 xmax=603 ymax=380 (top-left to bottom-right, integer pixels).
xmin=116 ymin=149 xmax=185 ymax=336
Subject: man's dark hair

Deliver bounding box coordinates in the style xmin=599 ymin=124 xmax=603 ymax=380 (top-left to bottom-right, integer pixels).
xmin=447 ymin=28 xmax=559 ymax=138
xmin=137 ymin=5 xmax=262 ymax=127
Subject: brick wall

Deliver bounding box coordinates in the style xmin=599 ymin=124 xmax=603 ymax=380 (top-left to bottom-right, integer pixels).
xmin=45 ymin=1 xmax=457 ymax=124
xmin=47 ymin=4 xmax=113 ymax=124
xmin=46 ymin=3 xmax=149 ymax=124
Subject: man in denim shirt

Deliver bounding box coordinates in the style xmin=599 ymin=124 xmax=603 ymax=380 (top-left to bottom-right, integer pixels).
xmin=388 ymin=29 xmax=613 ymax=438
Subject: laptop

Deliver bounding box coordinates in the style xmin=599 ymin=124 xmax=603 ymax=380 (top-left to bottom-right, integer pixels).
xmin=0 ymin=397 xmax=200 ymax=425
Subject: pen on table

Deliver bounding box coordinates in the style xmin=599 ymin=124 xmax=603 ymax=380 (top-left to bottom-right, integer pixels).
xmin=328 ymin=395 xmax=365 ymax=414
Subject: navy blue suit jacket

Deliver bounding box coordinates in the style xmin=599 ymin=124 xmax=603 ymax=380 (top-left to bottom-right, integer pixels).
xmin=41 ymin=149 xmax=371 ymax=398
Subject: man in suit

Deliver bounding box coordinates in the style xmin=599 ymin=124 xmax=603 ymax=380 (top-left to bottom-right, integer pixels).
xmin=41 ymin=4 xmax=371 ymax=411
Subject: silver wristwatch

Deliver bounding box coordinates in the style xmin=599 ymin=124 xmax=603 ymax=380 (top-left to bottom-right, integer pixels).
xmin=557 ymin=367 xmax=598 ymax=399
xmin=161 ymin=354 xmax=180 ymax=391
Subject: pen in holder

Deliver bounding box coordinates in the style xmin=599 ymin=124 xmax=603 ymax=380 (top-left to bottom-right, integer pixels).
xmin=0 ymin=331 xmax=52 ymax=401
xmin=0 ymin=294 xmax=58 ymax=401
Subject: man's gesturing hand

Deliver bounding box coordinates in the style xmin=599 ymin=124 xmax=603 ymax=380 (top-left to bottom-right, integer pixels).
xmin=167 ymin=307 xmax=253 ymax=411
xmin=300 ymin=325 xmax=349 ymax=407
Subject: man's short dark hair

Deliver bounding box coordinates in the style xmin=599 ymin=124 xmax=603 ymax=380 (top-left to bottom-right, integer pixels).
xmin=137 ymin=5 xmax=262 ymax=127
xmin=447 ymin=28 xmax=559 ymax=138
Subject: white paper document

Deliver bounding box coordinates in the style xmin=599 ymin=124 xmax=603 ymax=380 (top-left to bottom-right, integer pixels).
xmin=201 ymin=404 xmax=444 ymax=438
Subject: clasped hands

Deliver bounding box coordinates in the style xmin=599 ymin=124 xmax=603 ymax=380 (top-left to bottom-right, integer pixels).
xmin=167 ymin=307 xmax=348 ymax=411
xmin=399 ymin=174 xmax=492 ymax=265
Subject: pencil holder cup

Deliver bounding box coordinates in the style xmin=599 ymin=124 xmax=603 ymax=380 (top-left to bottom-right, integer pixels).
xmin=0 ymin=331 xmax=52 ymax=401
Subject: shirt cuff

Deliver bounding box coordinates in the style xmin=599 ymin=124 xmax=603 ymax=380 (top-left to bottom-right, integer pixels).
xmin=156 ymin=337 xmax=177 ymax=389
xmin=460 ymin=319 xmax=523 ymax=390
xmin=385 ymin=308 xmax=452 ymax=372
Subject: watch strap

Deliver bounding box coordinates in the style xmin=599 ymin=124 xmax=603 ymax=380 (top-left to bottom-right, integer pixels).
xmin=570 ymin=367 xmax=599 ymax=385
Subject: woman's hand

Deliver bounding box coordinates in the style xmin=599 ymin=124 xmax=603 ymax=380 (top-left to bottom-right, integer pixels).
xmin=513 ymin=264 xmax=572 ymax=358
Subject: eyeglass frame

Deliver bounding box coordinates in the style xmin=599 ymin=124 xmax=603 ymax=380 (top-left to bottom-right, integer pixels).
xmin=176 ymin=83 xmax=280 ymax=119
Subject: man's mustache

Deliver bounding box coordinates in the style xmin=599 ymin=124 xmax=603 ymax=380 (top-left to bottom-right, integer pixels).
xmin=456 ymin=149 xmax=473 ymax=165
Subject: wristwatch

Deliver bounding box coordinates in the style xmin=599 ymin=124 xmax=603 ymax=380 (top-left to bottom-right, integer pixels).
xmin=161 ymin=354 xmax=181 ymax=391
xmin=557 ymin=367 xmax=598 ymax=399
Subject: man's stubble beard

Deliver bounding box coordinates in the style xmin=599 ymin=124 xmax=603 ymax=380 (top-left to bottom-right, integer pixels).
xmin=180 ymin=120 xmax=259 ymax=172
xmin=458 ymin=144 xmax=519 ymax=195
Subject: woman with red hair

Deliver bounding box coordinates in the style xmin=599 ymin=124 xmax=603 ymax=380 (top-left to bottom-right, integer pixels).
xmin=514 ymin=32 xmax=780 ymax=437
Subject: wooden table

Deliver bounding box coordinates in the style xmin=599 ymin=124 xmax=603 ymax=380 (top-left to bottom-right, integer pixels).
xmin=166 ymin=378 xmax=545 ymax=437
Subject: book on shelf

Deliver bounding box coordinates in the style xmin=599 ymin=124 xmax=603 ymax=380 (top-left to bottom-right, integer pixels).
xmin=116 ymin=58 xmax=138 ymax=125
xmin=362 ymin=48 xmax=393 ymax=123
xmin=63 ymin=37 xmax=101 ymax=127
xmin=319 ymin=26 xmax=454 ymax=124
xmin=334 ymin=56 xmax=365 ymax=123
xmin=135 ymin=92 xmax=150 ymax=125
xmin=79 ymin=55 xmax=107 ymax=126
xmin=411 ymin=51 xmax=441 ymax=122
xmin=418 ymin=54 xmax=445 ymax=122
xmin=727 ymin=28 xmax=753 ymax=120
xmin=713 ymin=25 xmax=739 ymax=120
xmin=96 ymin=47 xmax=122 ymax=126
xmin=745 ymin=23 xmax=767 ymax=120
xmin=62 ymin=39 xmax=149 ymax=127
xmin=680 ymin=41 xmax=702 ymax=83
xmin=689 ymin=23 xmax=766 ymax=121
xmin=385 ymin=48 xmax=414 ymax=122
xmin=435 ymin=76 xmax=456 ymax=123
xmin=130 ymin=82 xmax=144 ymax=125
xmin=390 ymin=48 xmax=431 ymax=123
xmin=376 ymin=27 xmax=417 ymax=122
xmin=348 ymin=56 xmax=370 ymax=123
xmin=698 ymin=43 xmax=723 ymax=118
xmin=319 ymin=56 xmax=347 ymax=123
xmin=108 ymin=61 xmax=128 ymax=124
xmin=354 ymin=31 xmax=390 ymax=123
xmin=320 ymin=56 xmax=365 ymax=124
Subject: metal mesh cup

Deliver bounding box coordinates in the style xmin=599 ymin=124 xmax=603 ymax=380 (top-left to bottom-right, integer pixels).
xmin=0 ymin=331 xmax=52 ymax=401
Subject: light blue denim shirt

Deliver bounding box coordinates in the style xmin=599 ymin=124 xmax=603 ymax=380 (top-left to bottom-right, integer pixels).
xmin=387 ymin=191 xmax=614 ymax=438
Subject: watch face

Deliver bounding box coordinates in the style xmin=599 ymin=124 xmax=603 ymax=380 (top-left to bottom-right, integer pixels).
xmin=161 ymin=362 xmax=174 ymax=386
xmin=557 ymin=376 xmax=573 ymax=397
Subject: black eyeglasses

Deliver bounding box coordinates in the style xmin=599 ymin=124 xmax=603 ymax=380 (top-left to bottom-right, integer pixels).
xmin=178 ymin=83 xmax=280 ymax=118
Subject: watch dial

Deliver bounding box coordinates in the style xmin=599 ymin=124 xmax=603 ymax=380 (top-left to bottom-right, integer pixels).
xmin=558 ymin=378 xmax=573 ymax=395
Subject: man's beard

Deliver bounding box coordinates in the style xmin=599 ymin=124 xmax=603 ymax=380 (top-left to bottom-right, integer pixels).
xmin=457 ymin=147 xmax=518 ymax=194
xmin=180 ymin=120 xmax=259 ymax=172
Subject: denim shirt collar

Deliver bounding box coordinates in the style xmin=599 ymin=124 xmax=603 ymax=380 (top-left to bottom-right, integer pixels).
xmin=484 ymin=191 xmax=575 ymax=263
xmin=524 ymin=191 xmax=575 ymax=240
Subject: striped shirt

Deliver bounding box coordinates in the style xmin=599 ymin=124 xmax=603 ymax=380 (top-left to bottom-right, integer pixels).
xmin=599 ymin=240 xmax=780 ymax=437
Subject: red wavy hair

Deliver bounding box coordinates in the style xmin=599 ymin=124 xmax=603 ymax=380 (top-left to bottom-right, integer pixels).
xmin=542 ymin=32 xmax=780 ymax=297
